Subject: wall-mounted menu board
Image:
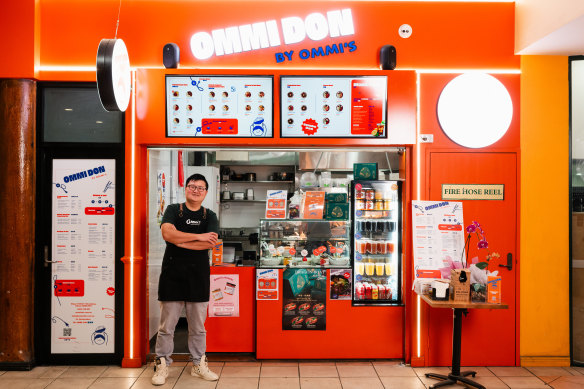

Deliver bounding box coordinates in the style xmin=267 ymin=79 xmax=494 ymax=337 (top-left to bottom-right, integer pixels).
xmin=280 ymin=76 xmax=387 ymax=138
xmin=166 ymin=75 xmax=273 ymax=138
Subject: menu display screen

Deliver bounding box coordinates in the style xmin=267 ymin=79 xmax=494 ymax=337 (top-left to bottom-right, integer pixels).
xmin=166 ymin=75 xmax=273 ymax=138
xmin=280 ymin=76 xmax=387 ymax=138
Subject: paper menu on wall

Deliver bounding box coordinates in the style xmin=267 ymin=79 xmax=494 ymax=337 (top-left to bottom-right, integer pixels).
xmin=412 ymin=201 xmax=465 ymax=278
xmin=265 ymin=190 xmax=288 ymax=219
xmin=302 ymin=191 xmax=325 ymax=219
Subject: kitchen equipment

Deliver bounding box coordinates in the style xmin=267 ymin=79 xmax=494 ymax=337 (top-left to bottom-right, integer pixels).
xmin=222 ymin=191 xmax=231 ymax=200
xmin=231 ymin=173 xmax=244 ymax=181
xmin=223 ymin=246 xmax=236 ymax=263
xmin=278 ymin=172 xmax=289 ymax=181
xmin=232 ymin=192 xmax=245 ymax=200
xmin=246 ymin=188 xmax=254 ymax=200
xmin=246 ymin=172 xmax=256 ymax=181
xmin=268 ymin=224 xmax=284 ymax=238
xmin=300 ymin=172 xmax=318 ymax=188
xmin=221 ymin=167 xmax=231 ymax=181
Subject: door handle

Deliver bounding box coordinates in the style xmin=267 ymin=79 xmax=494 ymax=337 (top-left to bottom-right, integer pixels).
xmin=499 ymin=252 xmax=513 ymax=271
xmin=44 ymin=245 xmax=56 ymax=267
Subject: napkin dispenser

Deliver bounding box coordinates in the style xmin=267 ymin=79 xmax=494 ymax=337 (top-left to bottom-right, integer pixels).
xmin=431 ymin=279 xmax=450 ymax=301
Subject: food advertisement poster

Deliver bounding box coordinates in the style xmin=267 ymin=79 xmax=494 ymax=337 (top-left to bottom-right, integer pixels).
xmin=156 ymin=170 xmax=168 ymax=224
xmin=209 ymin=274 xmax=239 ymax=317
xmin=330 ymin=269 xmax=352 ymax=300
xmin=265 ymin=189 xmax=288 ymax=219
xmin=302 ymin=191 xmax=325 ymax=219
xmin=256 ymin=268 xmax=279 ymax=300
xmin=412 ymin=200 xmax=465 ymax=278
xmin=51 ymin=159 xmax=116 ymax=354
xmin=282 ymin=269 xmax=326 ymax=330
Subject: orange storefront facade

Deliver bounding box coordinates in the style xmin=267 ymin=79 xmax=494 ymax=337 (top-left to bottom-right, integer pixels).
xmin=0 ymin=0 xmax=571 ymax=369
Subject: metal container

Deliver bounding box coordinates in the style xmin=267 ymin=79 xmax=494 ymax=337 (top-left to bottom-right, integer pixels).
xmin=232 ymin=192 xmax=245 ymax=200
xmin=246 ymin=188 xmax=254 ymax=200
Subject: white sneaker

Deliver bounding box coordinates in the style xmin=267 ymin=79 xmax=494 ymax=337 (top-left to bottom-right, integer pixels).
xmin=191 ymin=355 xmax=219 ymax=381
xmin=151 ymin=357 xmax=169 ymax=386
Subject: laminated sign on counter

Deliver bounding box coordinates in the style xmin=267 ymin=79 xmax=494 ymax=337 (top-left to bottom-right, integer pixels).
xmin=209 ymin=274 xmax=239 ymax=317
xmin=266 ymin=190 xmax=288 ymax=219
xmin=282 ymin=269 xmax=326 ymax=330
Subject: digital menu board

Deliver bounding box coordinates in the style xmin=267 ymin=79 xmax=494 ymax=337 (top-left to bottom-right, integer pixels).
xmin=166 ymin=75 xmax=273 ymax=137
xmin=280 ymin=76 xmax=387 ymax=138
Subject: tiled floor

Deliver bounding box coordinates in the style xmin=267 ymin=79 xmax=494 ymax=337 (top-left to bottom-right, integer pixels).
xmin=1 ymin=361 xmax=583 ymax=388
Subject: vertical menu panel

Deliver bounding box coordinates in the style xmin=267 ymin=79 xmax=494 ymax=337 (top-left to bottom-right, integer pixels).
xmin=51 ymin=159 xmax=116 ymax=353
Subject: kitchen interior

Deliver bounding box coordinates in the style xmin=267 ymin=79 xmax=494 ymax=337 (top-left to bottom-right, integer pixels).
xmin=147 ymin=148 xmax=403 ymax=351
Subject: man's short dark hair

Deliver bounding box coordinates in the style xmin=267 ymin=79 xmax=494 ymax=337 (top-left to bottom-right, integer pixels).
xmin=185 ymin=173 xmax=209 ymax=190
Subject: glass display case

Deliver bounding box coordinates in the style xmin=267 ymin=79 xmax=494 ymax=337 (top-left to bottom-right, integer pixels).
xmin=259 ymin=219 xmax=351 ymax=268
xmin=351 ymin=180 xmax=402 ymax=305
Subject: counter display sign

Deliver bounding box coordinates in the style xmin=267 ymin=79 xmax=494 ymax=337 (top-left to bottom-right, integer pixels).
xmin=257 ymin=269 xmax=279 ymax=300
xmin=266 ymin=189 xmax=288 ymax=219
xmin=166 ymin=75 xmax=273 ymax=138
xmin=412 ymin=201 xmax=465 ymax=278
xmin=282 ymin=269 xmax=326 ymax=330
xmin=280 ymin=76 xmax=387 ymax=138
xmin=51 ymin=159 xmax=116 ymax=354
xmin=209 ymin=274 xmax=239 ymax=317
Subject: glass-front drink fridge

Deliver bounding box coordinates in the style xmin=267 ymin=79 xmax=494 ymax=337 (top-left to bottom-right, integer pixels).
xmin=352 ymin=180 xmax=402 ymax=305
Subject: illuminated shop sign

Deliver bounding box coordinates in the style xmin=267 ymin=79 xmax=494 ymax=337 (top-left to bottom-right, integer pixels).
xmin=190 ymin=9 xmax=355 ymax=61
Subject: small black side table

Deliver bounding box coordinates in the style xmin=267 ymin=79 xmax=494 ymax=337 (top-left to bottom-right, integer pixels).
xmin=418 ymin=294 xmax=508 ymax=389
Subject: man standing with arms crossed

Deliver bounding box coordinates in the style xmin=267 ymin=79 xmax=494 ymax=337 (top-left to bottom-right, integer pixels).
xmin=152 ymin=173 xmax=219 ymax=385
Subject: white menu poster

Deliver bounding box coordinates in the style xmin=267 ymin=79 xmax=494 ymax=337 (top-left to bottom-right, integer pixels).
xmin=51 ymin=159 xmax=116 ymax=353
xmin=166 ymin=75 xmax=273 ymax=138
xmin=209 ymin=274 xmax=240 ymax=317
xmin=412 ymin=201 xmax=465 ymax=278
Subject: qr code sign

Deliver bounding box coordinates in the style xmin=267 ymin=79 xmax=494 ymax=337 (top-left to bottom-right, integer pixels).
xmin=63 ymin=327 xmax=72 ymax=336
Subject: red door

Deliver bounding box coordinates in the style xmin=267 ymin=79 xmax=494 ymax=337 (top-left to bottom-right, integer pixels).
xmin=426 ymin=152 xmax=517 ymax=366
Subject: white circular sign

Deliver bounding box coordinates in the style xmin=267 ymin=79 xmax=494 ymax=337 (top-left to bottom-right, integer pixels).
xmin=437 ymin=73 xmax=513 ymax=148
xmin=97 ymin=39 xmax=131 ymax=112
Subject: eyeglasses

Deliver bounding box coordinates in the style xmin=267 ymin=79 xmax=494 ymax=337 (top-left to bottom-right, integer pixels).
xmin=186 ymin=185 xmax=207 ymax=192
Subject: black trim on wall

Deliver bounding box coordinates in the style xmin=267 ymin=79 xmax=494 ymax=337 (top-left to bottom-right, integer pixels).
xmin=34 ymin=82 xmax=125 ymax=365
xmin=569 ymin=55 xmax=584 ymax=367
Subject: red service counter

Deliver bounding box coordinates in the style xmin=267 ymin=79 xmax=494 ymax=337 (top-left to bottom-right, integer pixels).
xmin=256 ymin=269 xmax=404 ymax=359
xmin=206 ymin=266 xmax=256 ymax=352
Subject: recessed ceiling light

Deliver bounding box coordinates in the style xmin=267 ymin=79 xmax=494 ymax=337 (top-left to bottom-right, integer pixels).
xmin=64 ymin=108 xmax=73 ymax=111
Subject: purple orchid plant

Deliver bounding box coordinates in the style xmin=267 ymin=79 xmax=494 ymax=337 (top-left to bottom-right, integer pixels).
xmin=462 ymin=221 xmax=500 ymax=270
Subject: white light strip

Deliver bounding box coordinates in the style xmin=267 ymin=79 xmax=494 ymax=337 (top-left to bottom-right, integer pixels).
xmin=411 ymin=68 xmax=521 ymax=74
xmin=416 ymin=71 xmax=421 ymax=358
xmin=130 ymin=71 xmax=136 ymax=359
xmin=37 ymin=65 xmax=97 ymax=72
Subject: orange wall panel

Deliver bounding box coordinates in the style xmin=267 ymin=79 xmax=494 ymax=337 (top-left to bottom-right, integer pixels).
xmin=0 ymin=0 xmax=36 ymax=78
xmin=519 ymin=56 xmax=570 ymax=364
xmin=33 ymin=1 xmax=517 ymax=74
xmin=134 ymin=68 xmax=416 ymax=147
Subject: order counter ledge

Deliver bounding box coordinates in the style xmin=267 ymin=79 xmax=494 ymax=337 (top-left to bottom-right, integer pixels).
xmin=206 ymin=266 xmax=256 ymax=352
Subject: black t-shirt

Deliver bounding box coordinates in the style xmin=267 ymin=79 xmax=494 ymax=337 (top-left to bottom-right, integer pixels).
xmin=158 ymin=203 xmax=219 ymax=302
